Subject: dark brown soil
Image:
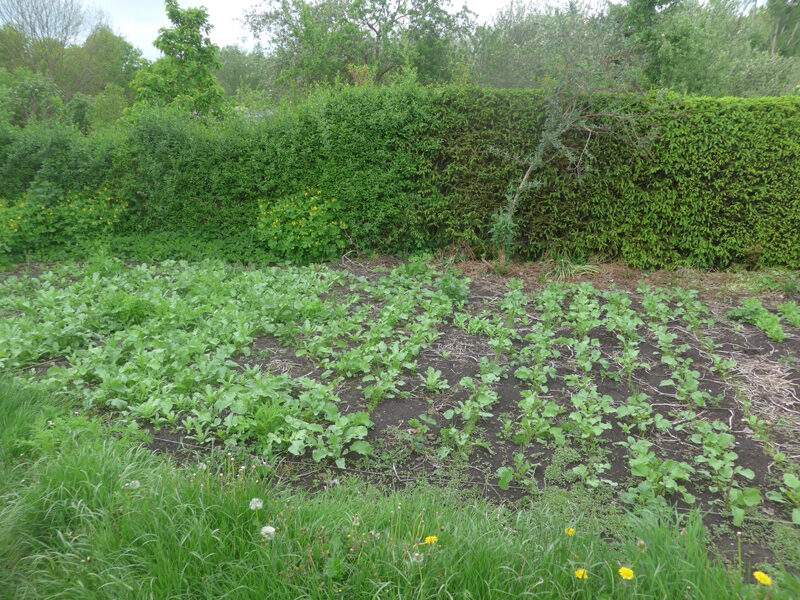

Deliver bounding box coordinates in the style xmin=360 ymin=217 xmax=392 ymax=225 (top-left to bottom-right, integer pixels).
xmin=16 ymin=256 xmax=800 ymax=570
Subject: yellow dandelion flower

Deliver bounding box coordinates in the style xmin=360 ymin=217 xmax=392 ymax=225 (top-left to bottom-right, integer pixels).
xmin=19 ymin=203 xmax=24 ymax=207
xmin=618 ymin=567 xmax=634 ymax=581
xmin=565 ymin=528 xmax=575 ymax=537
xmin=753 ymin=571 xmax=772 ymax=586
xmin=574 ymin=569 xmax=588 ymax=580
xmin=424 ymin=535 xmax=438 ymax=545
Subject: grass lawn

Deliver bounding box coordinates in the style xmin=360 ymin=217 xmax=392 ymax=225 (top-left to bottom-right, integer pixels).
xmin=1 ymin=250 xmax=799 ymax=598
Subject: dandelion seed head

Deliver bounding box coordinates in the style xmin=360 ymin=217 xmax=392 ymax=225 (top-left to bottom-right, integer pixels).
xmin=250 ymin=498 xmax=264 ymax=510
xmin=261 ymin=526 xmax=276 ymax=540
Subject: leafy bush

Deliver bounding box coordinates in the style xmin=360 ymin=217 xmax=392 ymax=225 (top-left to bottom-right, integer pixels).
xmin=727 ymin=299 xmax=785 ymax=342
xmin=779 ymin=303 xmax=800 ymax=328
xmin=0 ymin=187 xmax=129 ymax=255
xmin=254 ymin=188 xmax=348 ymax=263
xmin=2 ymin=86 xmax=800 ymax=268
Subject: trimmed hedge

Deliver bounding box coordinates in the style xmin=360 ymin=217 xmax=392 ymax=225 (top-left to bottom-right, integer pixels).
xmin=1 ymin=85 xmax=799 ymax=268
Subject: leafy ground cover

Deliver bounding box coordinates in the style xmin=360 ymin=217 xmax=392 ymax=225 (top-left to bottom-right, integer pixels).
xmin=2 ymin=253 xmax=800 ymax=594
xmin=4 ymin=379 xmax=790 ymax=599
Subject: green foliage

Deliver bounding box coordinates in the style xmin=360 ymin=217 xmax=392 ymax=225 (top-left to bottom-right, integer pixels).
xmin=0 ymin=118 xmax=118 ymax=201
xmin=0 ymin=187 xmax=129 ymax=255
xmin=57 ymin=25 xmax=142 ymax=98
xmin=111 ymin=84 xmax=443 ymax=253
xmin=727 ymin=299 xmax=786 ymax=342
xmin=132 ymin=0 xmax=225 ymax=115
xmin=245 ymin=0 xmax=471 ymax=90
xmin=624 ymin=0 xmax=800 ymax=96
xmin=254 ymin=187 xmax=347 ymax=263
xmin=779 ymin=302 xmax=800 ymax=328
xmin=0 ymin=67 xmax=63 ymax=126
xmin=3 ymin=86 xmax=800 ymax=268
xmin=431 ymin=88 xmax=800 ymax=268
xmin=65 ymin=91 xmax=90 ymax=133
xmin=1 ymin=395 xmax=782 ymax=599
xmin=438 ymin=271 xmax=470 ymax=304
xmin=216 ymin=45 xmax=276 ymax=97
xmin=87 ymin=83 xmax=128 ymax=128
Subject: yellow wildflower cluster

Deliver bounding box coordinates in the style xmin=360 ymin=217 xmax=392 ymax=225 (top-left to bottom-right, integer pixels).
xmin=0 ymin=187 xmax=129 ymax=253
xmin=254 ymin=187 xmax=347 ymax=262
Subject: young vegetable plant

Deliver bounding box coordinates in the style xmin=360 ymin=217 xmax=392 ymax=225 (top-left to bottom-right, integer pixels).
xmin=616 ymin=392 xmax=670 ymax=435
xmin=565 ymin=388 xmax=614 ymax=451
xmin=767 ymin=472 xmax=800 ymax=525
xmin=690 ymin=423 xmax=761 ymax=525
xmin=620 ymin=437 xmax=696 ymax=506
xmin=728 ymin=299 xmax=785 ymax=342
xmin=779 ymin=302 xmax=800 ymax=328
xmin=398 ymin=414 xmax=437 ymax=455
xmin=508 ymin=390 xmax=565 ymax=445
xmin=496 ymin=451 xmax=540 ymax=491
xmin=420 ymin=367 xmax=450 ymax=393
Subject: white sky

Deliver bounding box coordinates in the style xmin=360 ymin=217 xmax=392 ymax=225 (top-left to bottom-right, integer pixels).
xmin=97 ymin=0 xmax=507 ymax=60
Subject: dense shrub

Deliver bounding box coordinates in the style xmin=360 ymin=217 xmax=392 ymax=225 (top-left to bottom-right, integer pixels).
xmin=0 ymin=120 xmax=118 ymax=200
xmin=0 ymin=188 xmax=129 ymax=255
xmin=254 ymin=187 xmax=348 ymax=263
xmin=113 ymin=87 xmax=443 ymax=254
xmin=1 ymin=85 xmax=799 ymax=268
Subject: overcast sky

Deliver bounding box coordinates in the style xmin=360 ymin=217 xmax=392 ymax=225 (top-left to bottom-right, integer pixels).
xmin=98 ymin=0 xmax=506 ymax=60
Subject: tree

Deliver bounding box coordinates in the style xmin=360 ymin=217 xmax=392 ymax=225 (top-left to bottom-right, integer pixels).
xmin=0 ymin=0 xmax=99 ymax=78
xmin=761 ymin=0 xmax=800 ymax=57
xmin=132 ymin=0 xmax=225 ymax=114
xmin=0 ymin=23 xmax=30 ymax=71
xmin=245 ymin=0 xmax=472 ymax=88
xmin=215 ymin=45 xmax=276 ymax=96
xmin=628 ymin=0 xmax=800 ymax=95
xmin=58 ymin=25 xmax=142 ymax=98
xmin=472 ymin=1 xmax=644 ymax=91
xmin=0 ymin=66 xmax=63 ymax=125
xmin=484 ymin=2 xmax=651 ymax=264
xmin=88 ymin=82 xmax=128 ymax=128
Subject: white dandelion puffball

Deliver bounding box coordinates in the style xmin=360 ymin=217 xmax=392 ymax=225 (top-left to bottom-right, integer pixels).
xmin=261 ymin=526 xmax=276 ymax=540
xmin=249 ymin=498 xmax=264 ymax=510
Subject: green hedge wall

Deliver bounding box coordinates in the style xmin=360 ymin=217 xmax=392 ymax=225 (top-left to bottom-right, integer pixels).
xmin=431 ymin=89 xmax=800 ymax=268
xmin=2 ymin=85 xmax=799 ymax=268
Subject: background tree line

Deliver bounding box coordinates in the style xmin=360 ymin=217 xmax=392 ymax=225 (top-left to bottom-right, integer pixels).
xmin=0 ymin=0 xmax=798 ymax=129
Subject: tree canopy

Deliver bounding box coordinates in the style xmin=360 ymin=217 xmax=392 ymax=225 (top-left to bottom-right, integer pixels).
xmin=132 ymin=0 xmax=225 ymax=114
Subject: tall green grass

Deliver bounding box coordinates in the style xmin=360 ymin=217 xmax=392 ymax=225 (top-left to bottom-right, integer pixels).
xmin=0 ymin=380 xmax=797 ymax=599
